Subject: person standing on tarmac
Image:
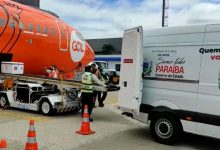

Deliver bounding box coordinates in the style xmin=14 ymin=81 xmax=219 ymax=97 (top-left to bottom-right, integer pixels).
xmin=90 ymin=63 xmax=101 ymax=107
xmin=97 ymin=67 xmax=108 ymax=107
xmin=81 ymin=65 xmax=106 ymax=122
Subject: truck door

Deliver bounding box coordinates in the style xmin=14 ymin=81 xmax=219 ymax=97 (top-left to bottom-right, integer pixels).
xmin=197 ymin=24 xmax=220 ymax=138
xmin=56 ymin=20 xmax=68 ymax=51
xmin=118 ymin=26 xmax=143 ymax=115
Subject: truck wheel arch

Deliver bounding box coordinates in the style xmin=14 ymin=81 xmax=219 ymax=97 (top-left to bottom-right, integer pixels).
xmin=148 ymin=100 xmax=180 ymax=121
xmin=148 ymin=106 xmax=181 ymax=123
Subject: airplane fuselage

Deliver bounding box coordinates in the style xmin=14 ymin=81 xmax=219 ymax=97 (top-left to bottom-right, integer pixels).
xmin=0 ymin=0 xmax=94 ymax=76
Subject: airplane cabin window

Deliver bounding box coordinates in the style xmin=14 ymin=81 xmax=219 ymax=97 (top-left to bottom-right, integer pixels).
xmin=36 ymin=25 xmax=41 ymax=33
xmin=0 ymin=18 xmax=5 ymax=27
xmin=28 ymin=24 xmax=33 ymax=32
xmin=19 ymin=22 xmax=25 ymax=30
xmin=50 ymin=28 xmax=55 ymax=36
xmin=9 ymin=20 xmax=15 ymax=28
xmin=76 ymin=32 xmax=85 ymax=41
xmin=43 ymin=27 xmax=48 ymax=34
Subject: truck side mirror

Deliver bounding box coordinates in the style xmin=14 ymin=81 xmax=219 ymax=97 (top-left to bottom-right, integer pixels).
xmin=115 ymin=64 xmax=120 ymax=72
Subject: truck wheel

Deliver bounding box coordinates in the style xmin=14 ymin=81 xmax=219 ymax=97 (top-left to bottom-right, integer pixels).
xmin=40 ymin=100 xmax=53 ymax=115
xmin=0 ymin=95 xmax=9 ymax=108
xmin=150 ymin=114 xmax=182 ymax=145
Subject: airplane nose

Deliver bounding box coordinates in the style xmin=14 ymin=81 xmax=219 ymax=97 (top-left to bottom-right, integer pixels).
xmin=86 ymin=42 xmax=95 ymax=62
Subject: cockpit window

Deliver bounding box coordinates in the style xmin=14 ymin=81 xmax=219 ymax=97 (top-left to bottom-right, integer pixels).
xmin=76 ymin=32 xmax=85 ymax=41
xmin=19 ymin=22 xmax=25 ymax=30
xmin=9 ymin=20 xmax=15 ymax=28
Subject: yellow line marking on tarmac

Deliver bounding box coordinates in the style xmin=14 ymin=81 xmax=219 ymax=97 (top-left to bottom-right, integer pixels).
xmin=105 ymin=98 xmax=118 ymax=105
xmin=0 ymin=111 xmax=51 ymax=122
xmin=106 ymin=98 xmax=117 ymax=101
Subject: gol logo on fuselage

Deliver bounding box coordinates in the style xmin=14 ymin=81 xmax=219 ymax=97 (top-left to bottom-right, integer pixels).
xmin=70 ymin=31 xmax=86 ymax=62
xmin=72 ymin=41 xmax=84 ymax=53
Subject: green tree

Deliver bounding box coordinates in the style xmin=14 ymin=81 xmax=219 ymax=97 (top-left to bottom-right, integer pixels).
xmin=102 ymin=44 xmax=115 ymax=54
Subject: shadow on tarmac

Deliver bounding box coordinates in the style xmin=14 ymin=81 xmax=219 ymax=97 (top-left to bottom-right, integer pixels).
xmin=177 ymin=133 xmax=220 ymax=150
xmin=134 ymin=127 xmax=220 ymax=150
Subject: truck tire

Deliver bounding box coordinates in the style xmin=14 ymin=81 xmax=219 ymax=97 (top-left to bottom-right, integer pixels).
xmin=0 ymin=94 xmax=9 ymax=108
xmin=40 ymin=100 xmax=54 ymax=115
xmin=150 ymin=114 xmax=182 ymax=145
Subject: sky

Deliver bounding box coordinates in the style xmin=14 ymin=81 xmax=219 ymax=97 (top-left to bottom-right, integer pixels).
xmin=40 ymin=0 xmax=220 ymax=39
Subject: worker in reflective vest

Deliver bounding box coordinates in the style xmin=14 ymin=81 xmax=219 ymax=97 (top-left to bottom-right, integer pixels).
xmin=90 ymin=63 xmax=101 ymax=107
xmin=97 ymin=69 xmax=108 ymax=107
xmin=81 ymin=65 xmax=106 ymax=122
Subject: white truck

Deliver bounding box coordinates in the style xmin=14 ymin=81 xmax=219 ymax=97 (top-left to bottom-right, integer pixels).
xmin=118 ymin=24 xmax=220 ymax=144
xmin=0 ymin=81 xmax=80 ymax=115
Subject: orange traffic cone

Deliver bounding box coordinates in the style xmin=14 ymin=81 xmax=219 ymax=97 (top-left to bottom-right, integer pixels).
xmin=76 ymin=105 xmax=95 ymax=135
xmin=25 ymin=120 xmax=38 ymax=150
xmin=0 ymin=139 xmax=7 ymax=149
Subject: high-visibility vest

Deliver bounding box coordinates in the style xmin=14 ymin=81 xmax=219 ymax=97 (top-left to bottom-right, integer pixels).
xmin=81 ymin=72 xmax=93 ymax=93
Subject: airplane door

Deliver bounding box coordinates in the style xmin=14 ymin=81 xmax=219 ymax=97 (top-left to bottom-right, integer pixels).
xmin=56 ymin=20 xmax=68 ymax=51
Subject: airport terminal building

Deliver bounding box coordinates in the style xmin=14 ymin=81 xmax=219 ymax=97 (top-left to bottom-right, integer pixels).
xmin=87 ymin=38 xmax=122 ymax=69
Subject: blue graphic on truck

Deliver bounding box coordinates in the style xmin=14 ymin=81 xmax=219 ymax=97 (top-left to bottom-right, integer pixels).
xmin=143 ymin=59 xmax=153 ymax=76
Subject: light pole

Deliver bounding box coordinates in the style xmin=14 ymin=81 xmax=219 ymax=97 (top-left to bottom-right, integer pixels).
xmin=162 ymin=0 xmax=169 ymax=27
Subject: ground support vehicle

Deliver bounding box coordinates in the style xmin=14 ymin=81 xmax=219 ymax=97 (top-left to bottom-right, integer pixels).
xmin=0 ymin=73 xmax=119 ymax=115
xmin=118 ymin=25 xmax=220 ymax=144
xmin=88 ymin=61 xmax=120 ymax=84
xmin=0 ymin=75 xmax=80 ymax=115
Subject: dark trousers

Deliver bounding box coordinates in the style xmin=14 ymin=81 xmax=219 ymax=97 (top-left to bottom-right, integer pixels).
xmin=97 ymin=92 xmax=107 ymax=105
xmin=81 ymin=92 xmax=94 ymax=118
xmin=92 ymin=91 xmax=98 ymax=107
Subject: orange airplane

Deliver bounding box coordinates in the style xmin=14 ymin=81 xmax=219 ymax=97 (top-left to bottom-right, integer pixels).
xmin=0 ymin=0 xmax=94 ymax=78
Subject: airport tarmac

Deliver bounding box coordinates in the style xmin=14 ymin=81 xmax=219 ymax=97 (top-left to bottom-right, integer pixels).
xmin=0 ymin=92 xmax=220 ymax=150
